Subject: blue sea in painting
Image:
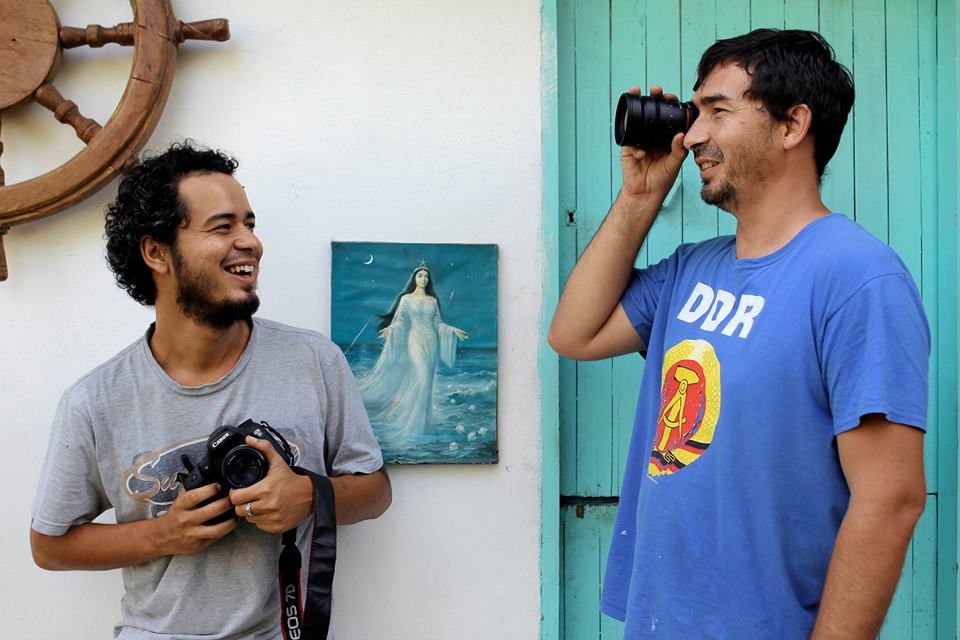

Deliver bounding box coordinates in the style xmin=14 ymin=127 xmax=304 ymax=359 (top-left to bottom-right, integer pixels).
xmin=342 ymin=344 xmax=498 ymax=463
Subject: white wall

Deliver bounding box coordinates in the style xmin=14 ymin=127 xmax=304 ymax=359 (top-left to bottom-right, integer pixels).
xmin=1 ymin=1 xmax=544 ymax=637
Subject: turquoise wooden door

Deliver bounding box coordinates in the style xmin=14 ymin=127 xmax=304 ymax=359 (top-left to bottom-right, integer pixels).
xmin=553 ymin=1 xmax=958 ymax=638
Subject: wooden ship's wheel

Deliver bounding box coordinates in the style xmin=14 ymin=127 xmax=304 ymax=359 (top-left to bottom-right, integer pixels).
xmin=0 ymin=0 xmax=230 ymax=281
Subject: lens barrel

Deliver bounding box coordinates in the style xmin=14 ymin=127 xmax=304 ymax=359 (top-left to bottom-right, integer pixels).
xmin=221 ymin=446 xmax=267 ymax=488
xmin=614 ymin=94 xmax=699 ymax=149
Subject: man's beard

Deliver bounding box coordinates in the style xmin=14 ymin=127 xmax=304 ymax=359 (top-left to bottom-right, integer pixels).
xmin=170 ymin=247 xmax=260 ymax=329
xmin=696 ymin=143 xmax=737 ymax=211
xmin=701 ymin=179 xmax=737 ymax=211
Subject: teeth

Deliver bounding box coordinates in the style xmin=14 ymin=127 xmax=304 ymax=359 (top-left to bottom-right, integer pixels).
xmin=701 ymin=161 xmax=718 ymax=170
xmin=227 ymin=265 xmax=254 ymax=275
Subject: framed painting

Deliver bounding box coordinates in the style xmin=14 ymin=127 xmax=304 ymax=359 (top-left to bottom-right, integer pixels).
xmin=331 ymin=242 xmax=498 ymax=464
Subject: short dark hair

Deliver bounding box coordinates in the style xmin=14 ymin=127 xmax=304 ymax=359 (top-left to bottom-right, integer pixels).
xmin=694 ymin=29 xmax=854 ymax=178
xmin=104 ymin=141 xmax=238 ymax=305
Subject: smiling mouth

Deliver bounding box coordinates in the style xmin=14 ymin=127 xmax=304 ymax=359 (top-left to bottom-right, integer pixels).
xmin=699 ymin=161 xmax=720 ymax=171
xmin=225 ymin=265 xmax=255 ymax=277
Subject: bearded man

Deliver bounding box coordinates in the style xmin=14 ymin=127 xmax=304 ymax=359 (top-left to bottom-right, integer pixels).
xmin=549 ymin=29 xmax=929 ymax=638
xmin=31 ymin=142 xmax=391 ymax=639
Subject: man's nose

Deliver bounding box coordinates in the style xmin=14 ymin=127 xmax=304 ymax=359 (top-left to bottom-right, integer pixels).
xmin=683 ymin=116 xmax=707 ymax=150
xmin=235 ymin=226 xmax=260 ymax=251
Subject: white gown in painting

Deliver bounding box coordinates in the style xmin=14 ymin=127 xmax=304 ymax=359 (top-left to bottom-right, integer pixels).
xmin=359 ymin=294 xmax=460 ymax=436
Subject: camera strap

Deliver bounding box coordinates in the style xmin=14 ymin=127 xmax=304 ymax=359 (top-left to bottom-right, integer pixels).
xmin=278 ymin=469 xmax=336 ymax=640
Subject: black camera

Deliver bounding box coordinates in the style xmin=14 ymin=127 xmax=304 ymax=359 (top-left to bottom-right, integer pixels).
xmin=614 ymin=93 xmax=699 ymax=149
xmin=180 ymin=419 xmax=295 ymax=524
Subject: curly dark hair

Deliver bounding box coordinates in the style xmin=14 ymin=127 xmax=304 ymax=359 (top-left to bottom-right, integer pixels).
xmin=104 ymin=141 xmax=238 ymax=305
xmin=694 ymin=29 xmax=855 ymax=179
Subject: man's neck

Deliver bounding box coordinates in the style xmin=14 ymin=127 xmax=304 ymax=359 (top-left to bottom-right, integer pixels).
xmin=149 ymin=308 xmax=253 ymax=387
xmin=731 ymin=170 xmax=831 ymax=259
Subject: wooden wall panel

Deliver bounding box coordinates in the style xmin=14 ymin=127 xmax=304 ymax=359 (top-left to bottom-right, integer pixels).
xmin=558 ymin=0 xmax=579 ymax=497
xmin=573 ymin=0 xmax=616 ymax=496
xmin=561 ymin=504 xmax=625 ymax=639
xmin=819 ymin=0 xmax=856 ymax=217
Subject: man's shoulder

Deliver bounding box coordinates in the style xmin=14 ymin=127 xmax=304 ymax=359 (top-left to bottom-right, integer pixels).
xmin=671 ymin=235 xmax=735 ymax=268
xmin=63 ymin=333 xmax=147 ymax=401
xmin=252 ymin=317 xmax=344 ymax=365
xmin=808 ymin=214 xmax=913 ymax=282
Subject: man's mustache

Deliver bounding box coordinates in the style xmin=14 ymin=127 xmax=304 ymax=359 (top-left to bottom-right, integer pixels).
xmin=694 ymin=144 xmax=723 ymax=162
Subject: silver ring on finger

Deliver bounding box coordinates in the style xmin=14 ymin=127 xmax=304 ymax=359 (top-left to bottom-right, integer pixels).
xmin=245 ymin=501 xmax=254 ymax=518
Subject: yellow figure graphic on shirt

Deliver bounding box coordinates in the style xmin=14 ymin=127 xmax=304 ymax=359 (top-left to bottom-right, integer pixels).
xmin=649 ymin=339 xmax=721 ymax=476
xmin=657 ymin=366 xmax=701 ymax=451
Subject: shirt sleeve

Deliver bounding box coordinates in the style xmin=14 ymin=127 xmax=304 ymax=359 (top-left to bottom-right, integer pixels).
xmin=619 ymin=251 xmax=678 ymax=349
xmin=31 ymin=391 xmax=111 ymax=536
xmin=322 ymin=348 xmax=384 ymax=475
xmin=821 ymin=272 xmax=930 ymax=435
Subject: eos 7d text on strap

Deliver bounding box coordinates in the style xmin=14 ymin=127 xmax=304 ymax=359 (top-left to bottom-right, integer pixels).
xmin=278 ymin=468 xmax=337 ymax=640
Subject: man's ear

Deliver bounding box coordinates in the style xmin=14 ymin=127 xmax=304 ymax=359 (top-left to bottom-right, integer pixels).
xmin=781 ymin=103 xmax=813 ymax=151
xmin=141 ymin=236 xmax=171 ymax=275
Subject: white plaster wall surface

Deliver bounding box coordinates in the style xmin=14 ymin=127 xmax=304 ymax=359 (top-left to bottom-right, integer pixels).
xmin=1 ymin=1 xmax=544 ymax=638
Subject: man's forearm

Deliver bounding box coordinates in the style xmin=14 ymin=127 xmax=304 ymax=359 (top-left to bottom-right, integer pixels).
xmin=548 ymin=190 xmax=663 ymax=353
xmin=811 ymin=498 xmax=924 ymax=638
xmin=31 ymin=520 xmax=166 ymax=571
xmin=329 ymin=469 xmax=392 ymax=525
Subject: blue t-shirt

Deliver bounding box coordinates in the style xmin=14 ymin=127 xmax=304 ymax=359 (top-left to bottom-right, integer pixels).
xmin=602 ymin=214 xmax=929 ymax=638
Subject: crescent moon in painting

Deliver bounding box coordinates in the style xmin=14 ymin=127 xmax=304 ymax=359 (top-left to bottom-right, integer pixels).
xmin=363 ymin=255 xmax=374 ymax=265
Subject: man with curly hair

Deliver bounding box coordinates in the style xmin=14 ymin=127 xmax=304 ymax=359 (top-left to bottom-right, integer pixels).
xmin=30 ymin=141 xmax=391 ymax=639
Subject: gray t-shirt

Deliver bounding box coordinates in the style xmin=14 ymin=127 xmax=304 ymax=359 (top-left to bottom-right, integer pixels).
xmin=32 ymin=318 xmax=383 ymax=639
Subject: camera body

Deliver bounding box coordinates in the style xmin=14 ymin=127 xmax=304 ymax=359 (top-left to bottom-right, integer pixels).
xmin=181 ymin=419 xmax=294 ymax=524
xmin=615 ymin=93 xmax=699 ymax=149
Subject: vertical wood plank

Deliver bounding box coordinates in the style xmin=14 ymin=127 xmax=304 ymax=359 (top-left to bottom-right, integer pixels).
xmin=819 ymin=0 xmax=855 ymax=217
xmin=716 ymin=0 xmax=750 ymax=41
xmin=714 ymin=0 xmax=750 ymax=238
xmin=574 ymin=0 xmax=615 ymax=496
xmin=784 ymin=0 xmax=820 ymax=31
xmin=562 ymin=507 xmax=602 ymax=639
xmin=611 ymin=0 xmax=648 ymax=231
xmin=751 ymin=0 xmax=785 ymax=29
xmin=911 ymin=495 xmax=938 ymax=638
xmin=935 ymin=0 xmax=959 ymax=637
xmin=680 ymin=0 xmax=719 ymax=245
xmin=610 ymin=0 xmax=650 ymax=492
xmin=558 ymin=0 xmax=579 ymax=496
xmin=851 ymin=0 xmax=889 ymax=238
xmin=643 ymin=0 xmax=684 ymax=265
xmin=918 ymin=0 xmax=939 ymax=491
xmin=562 ymin=505 xmax=622 ymax=640
xmin=598 ymin=505 xmax=626 ymax=638
xmin=885 ymin=0 xmax=922 ymax=283
xmin=879 ymin=536 xmax=914 ymax=638
xmin=542 ymin=2 xmax=564 ymax=637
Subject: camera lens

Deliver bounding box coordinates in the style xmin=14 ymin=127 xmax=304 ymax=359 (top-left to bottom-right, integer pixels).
xmin=221 ymin=446 xmax=267 ymax=488
xmin=614 ymin=93 xmax=698 ymax=149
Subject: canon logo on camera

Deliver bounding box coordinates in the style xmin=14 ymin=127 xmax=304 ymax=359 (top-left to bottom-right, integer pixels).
xmin=210 ymin=432 xmax=231 ymax=449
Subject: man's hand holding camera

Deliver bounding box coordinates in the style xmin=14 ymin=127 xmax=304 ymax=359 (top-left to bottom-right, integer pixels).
xmin=152 ymin=484 xmax=239 ymax=556
xmin=618 ymin=85 xmax=688 ymax=207
xmin=228 ymin=436 xmax=314 ymax=534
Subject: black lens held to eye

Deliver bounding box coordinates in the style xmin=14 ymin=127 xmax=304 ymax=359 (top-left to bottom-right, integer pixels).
xmin=614 ymin=94 xmax=699 ymax=149
xmin=221 ymin=446 xmax=267 ymax=488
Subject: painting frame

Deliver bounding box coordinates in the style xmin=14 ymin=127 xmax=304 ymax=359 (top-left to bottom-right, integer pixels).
xmin=331 ymin=241 xmax=498 ymax=464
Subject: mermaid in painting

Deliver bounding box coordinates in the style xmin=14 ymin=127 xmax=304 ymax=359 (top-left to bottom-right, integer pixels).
xmin=358 ymin=265 xmax=469 ymax=435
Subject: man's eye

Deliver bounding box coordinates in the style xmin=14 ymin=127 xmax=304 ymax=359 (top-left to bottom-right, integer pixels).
xmin=245 ymin=223 xmax=256 ymax=230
